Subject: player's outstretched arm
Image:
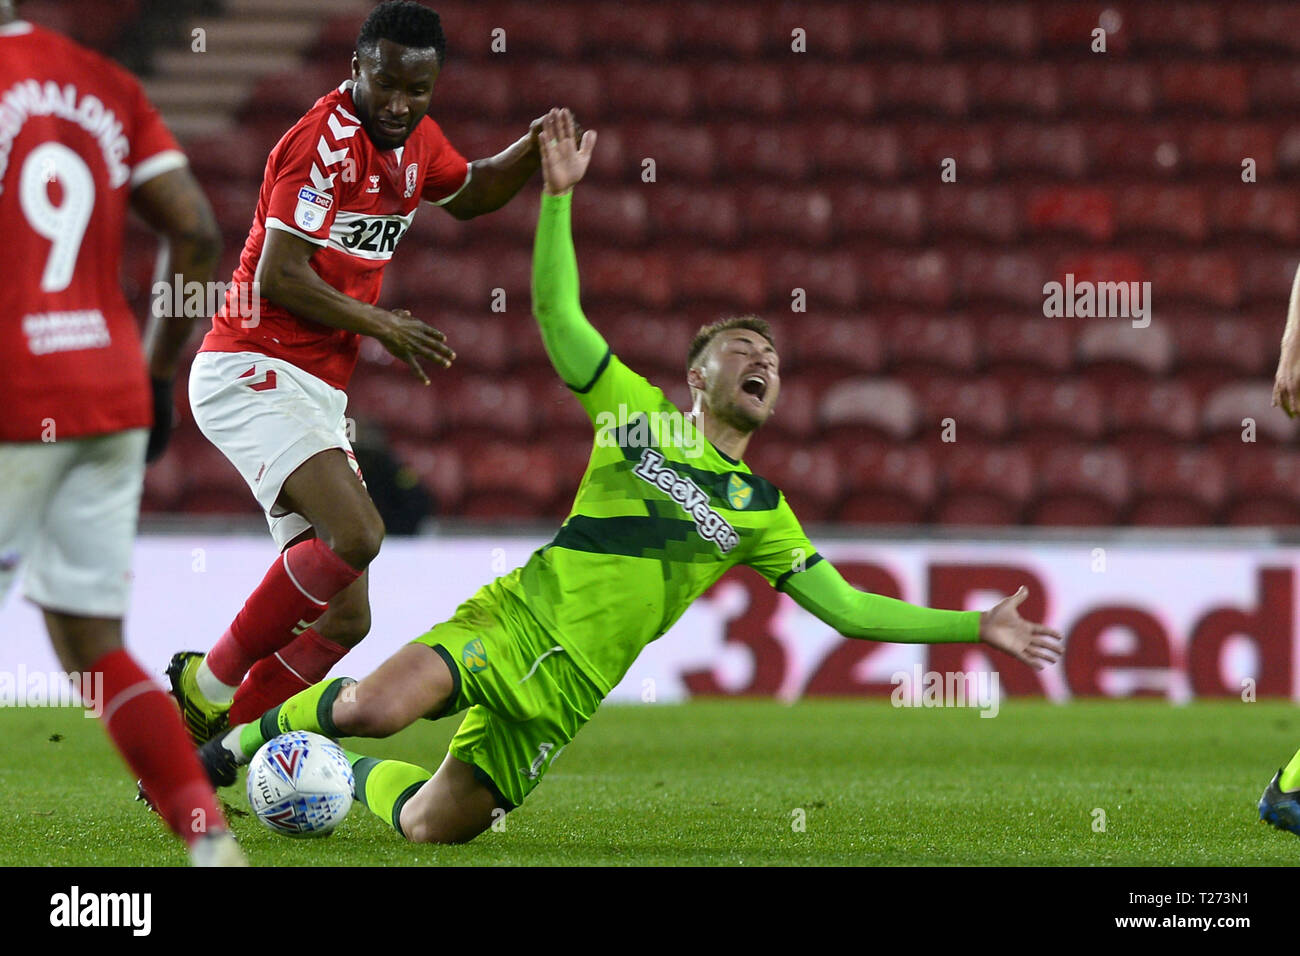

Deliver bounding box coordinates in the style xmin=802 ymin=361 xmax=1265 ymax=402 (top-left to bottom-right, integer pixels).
xmin=783 ymin=561 xmax=1063 ymax=670
xmin=441 ymin=110 xmax=580 ymax=220
xmin=1273 ymin=260 xmax=1300 ymax=417
xmin=131 ymin=165 xmax=221 ymax=461
xmin=531 ymin=108 xmax=608 ymax=389
xmin=255 ymin=228 xmax=455 ymax=383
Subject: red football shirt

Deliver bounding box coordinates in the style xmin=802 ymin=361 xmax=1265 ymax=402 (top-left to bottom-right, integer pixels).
xmin=200 ymin=81 xmax=470 ymax=389
xmin=0 ymin=20 xmax=187 ymax=441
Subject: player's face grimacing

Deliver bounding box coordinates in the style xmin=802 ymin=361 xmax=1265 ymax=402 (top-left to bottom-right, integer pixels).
xmin=350 ymin=39 xmax=440 ymax=150
xmin=694 ymin=329 xmax=781 ymax=432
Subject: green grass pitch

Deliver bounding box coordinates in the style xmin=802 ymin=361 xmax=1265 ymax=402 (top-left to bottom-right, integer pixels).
xmin=1 ymin=700 xmax=1297 ymax=866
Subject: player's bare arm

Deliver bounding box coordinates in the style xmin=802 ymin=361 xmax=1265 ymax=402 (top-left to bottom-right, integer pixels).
xmin=255 ymin=227 xmax=454 ymax=383
xmin=132 ymin=165 xmax=222 ymax=460
xmin=1272 ymin=261 xmax=1300 ymax=417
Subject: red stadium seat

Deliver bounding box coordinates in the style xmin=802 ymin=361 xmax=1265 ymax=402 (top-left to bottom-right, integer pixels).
xmin=421 ymin=62 xmax=512 ymax=121
xmin=767 ymin=4 xmax=860 ymax=58
xmin=1249 ymin=64 xmax=1300 ymax=112
xmin=1107 ymin=381 xmax=1200 ymax=449
xmin=580 ymin=4 xmax=674 ymax=57
xmin=914 ymin=378 xmax=1012 ymax=441
xmin=1203 ymin=382 xmax=1298 ymax=444
xmin=983 ymin=317 xmax=1074 ymax=384
xmin=1211 ymin=188 xmax=1300 ymax=242
xmin=674 ymin=253 xmax=767 ymax=310
xmin=429 ymin=314 xmax=510 ymax=373
xmin=831 ymin=186 xmax=926 ymax=244
xmin=1130 ymin=3 xmax=1222 ymax=53
xmin=1025 ymin=187 xmax=1114 ymax=241
xmin=603 ymin=314 xmax=695 ymax=376
xmin=947 ymin=3 xmax=1039 ymax=55
xmin=582 ymin=251 xmax=673 ymax=308
xmin=788 ymin=315 xmax=885 ymax=376
xmin=1029 ymin=446 xmax=1131 ymax=526
xmin=572 ymin=186 xmax=650 ymax=246
xmin=902 ymin=125 xmax=997 ymax=179
xmin=460 ymin=443 xmax=561 ymax=518
xmin=1061 ymin=64 xmax=1157 ymax=115
xmin=1158 ymin=63 xmax=1248 ymax=115
xmin=927 ymin=187 xmax=1019 ymax=242
xmin=812 ymin=125 xmax=904 ymax=179
xmin=763 ymin=379 xmax=821 ymax=439
xmin=1129 ymin=448 xmax=1227 ymax=526
xmin=933 ymin=444 xmax=1036 ymax=526
xmin=602 ymin=64 xmax=694 ymax=120
xmin=1186 ymin=123 xmax=1278 ymax=175
xmin=1223 ymin=3 xmax=1300 ymax=54
xmin=837 ymin=445 xmax=937 ymax=525
xmin=997 ymin=124 xmax=1089 ymax=178
xmin=716 ymin=124 xmax=810 ymax=181
xmin=695 ymin=64 xmax=786 ymax=117
xmin=1147 ymin=253 xmax=1241 ymax=308
xmin=877 ymin=64 xmax=968 ymax=117
xmin=346 ymin=372 xmax=442 ymax=443
xmin=490 ymin=4 xmax=584 ymax=57
xmin=818 ymin=378 xmax=921 ymax=440
xmin=675 ymin=3 xmax=765 ymax=57
xmin=1171 ymin=314 xmax=1273 ymax=380
xmin=768 ymin=250 xmax=862 ymax=310
xmin=1240 ymin=253 xmax=1300 ymax=306
xmin=514 ymin=367 xmax=592 ymax=433
xmin=1114 ymin=186 xmax=1209 ymax=242
xmin=1040 ymin=4 xmax=1123 ymax=53
xmin=741 ymin=187 xmax=834 ymax=245
xmin=745 ymin=442 xmax=841 ymax=522
xmin=888 ymin=315 xmax=980 ymax=377
xmin=647 ymin=187 xmax=741 ymax=245
xmin=1225 ymin=448 xmax=1300 ymax=525
xmin=969 ymin=63 xmax=1059 ymax=117
xmin=441 ymin=375 xmax=535 ymax=439
xmin=954 ymin=251 xmax=1048 ymax=308
xmin=391 ymin=441 xmax=465 ymax=514
xmin=622 ymin=122 xmax=716 ymax=181
xmin=860 ymin=250 xmax=950 ymax=308
xmin=1076 ymin=320 xmax=1176 ymax=387
xmin=788 ymin=66 xmax=874 ymax=118
xmin=399 ymin=250 xmax=490 ymax=309
xmin=860 ymin=2 xmax=946 ymax=55
xmin=510 ymin=64 xmax=603 ymax=121
xmin=1015 ymin=380 xmax=1108 ymax=445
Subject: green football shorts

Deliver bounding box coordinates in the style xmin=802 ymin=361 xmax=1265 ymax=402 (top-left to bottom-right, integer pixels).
xmin=412 ymin=574 xmax=604 ymax=810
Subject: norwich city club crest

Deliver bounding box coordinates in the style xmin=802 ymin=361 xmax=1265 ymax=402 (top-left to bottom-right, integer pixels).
xmin=462 ymin=639 xmax=489 ymax=673
xmin=726 ymin=474 xmax=753 ymax=510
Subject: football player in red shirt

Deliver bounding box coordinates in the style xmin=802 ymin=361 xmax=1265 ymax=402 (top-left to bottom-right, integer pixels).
xmin=171 ymin=1 xmax=572 ymax=744
xmin=0 ymin=0 xmax=242 ymax=864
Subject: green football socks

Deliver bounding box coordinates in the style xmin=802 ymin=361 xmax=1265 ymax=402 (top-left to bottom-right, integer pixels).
xmin=350 ymin=753 xmax=432 ymax=838
xmin=234 ymin=676 xmax=352 ymax=760
xmin=1280 ymin=747 xmax=1300 ymax=792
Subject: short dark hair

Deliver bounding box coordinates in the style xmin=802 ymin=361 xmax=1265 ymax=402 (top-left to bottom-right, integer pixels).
xmin=357 ymin=1 xmax=446 ymax=62
xmin=687 ymin=315 xmax=775 ymax=371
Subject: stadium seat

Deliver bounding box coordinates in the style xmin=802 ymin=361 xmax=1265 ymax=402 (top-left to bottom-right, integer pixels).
xmin=763 ymin=379 xmax=821 ymax=439
xmin=647 ymin=187 xmax=741 ymax=245
xmin=1114 ymin=186 xmax=1209 ymax=241
xmin=515 ymin=367 xmax=592 ymax=433
xmin=1158 ymin=63 xmax=1249 ymax=115
xmin=837 ymin=445 xmax=938 ymax=525
xmin=1076 ymin=320 xmax=1176 ymax=388
xmin=1129 ymin=448 xmax=1227 ymax=526
xmin=1040 ymin=4 xmax=1125 ymax=53
xmin=441 ymin=375 xmax=535 ymax=439
xmin=1223 ymin=3 xmax=1300 ymax=54
xmin=1015 ymin=380 xmax=1108 ymax=446
xmin=674 ymin=252 xmax=767 ymax=309
xmin=1130 ymin=3 xmax=1223 ymax=53
xmin=741 ymin=187 xmax=834 ymax=245
xmin=1249 ymin=64 xmax=1300 ymax=112
xmin=788 ymin=315 xmax=885 ymax=376
xmin=818 ymin=378 xmax=921 ymax=441
xmin=768 ymin=250 xmax=862 ymax=310
xmin=1186 ymin=123 xmax=1278 ymax=175
xmin=391 ymin=441 xmax=464 ymax=514
xmin=914 ymin=378 xmax=1012 ymax=441
xmin=767 ymin=3 xmax=860 ymax=58
xmin=489 ymin=4 xmax=585 ymax=57
xmin=695 ymin=64 xmax=786 ymax=117
xmin=788 ymin=66 xmax=874 ymax=118
xmin=860 ymin=250 xmax=950 ymax=308
xmin=1107 ymin=381 xmax=1200 ymax=449
xmin=623 ymin=122 xmax=716 ymax=181
xmin=927 ymin=187 xmax=1019 ymax=242
xmin=831 ymin=186 xmax=926 ymax=244
xmin=1060 ymin=64 xmax=1157 ymax=115
xmin=888 ymin=315 xmax=980 ymax=377
xmin=745 ymin=441 xmax=841 ymax=523
xmin=429 ymin=314 xmax=510 ymax=372
xmin=1024 ymin=187 xmax=1115 ymax=241
xmin=1225 ymin=448 xmax=1300 ymax=524
xmin=1029 ymin=446 xmax=1131 ymax=526
xmin=716 ymin=124 xmax=811 ymax=181
xmin=1240 ymin=252 xmax=1300 ymax=306
xmin=602 ymin=63 xmax=694 ymax=120
xmin=983 ymin=317 xmax=1074 ymax=386
xmin=902 ymin=125 xmax=997 ymax=179
xmin=572 ymin=186 xmax=651 ymax=246
xmin=1203 ymin=382 xmax=1298 ymax=444
xmin=346 ymin=372 xmax=442 ymax=443
xmin=947 ymin=3 xmax=1039 ymax=55
xmin=1085 ymin=122 xmax=1183 ymax=176
xmin=421 ymin=62 xmax=512 ymax=121
xmin=510 ymin=64 xmax=604 ymax=121
xmin=1147 ymin=253 xmax=1241 ymax=308
xmin=997 ymin=124 xmax=1089 ymax=177
xmin=603 ymin=314 xmax=695 ymax=376
xmin=1171 ymin=313 xmax=1273 ymax=381
xmin=460 ymin=443 xmax=561 ymax=518
xmin=580 ymin=4 xmax=674 ymax=57
xmin=860 ymin=2 xmax=946 ymax=55
xmin=877 ymin=64 xmax=969 ymax=117
xmin=812 ymin=124 xmax=904 ymax=179
xmin=1211 ymin=187 xmax=1300 ymax=242
xmin=969 ymin=63 xmax=1059 ymax=117
xmin=582 ymin=250 xmax=673 ymax=308
xmin=932 ymin=444 xmax=1036 ymax=526
xmin=398 ymin=250 xmax=491 ymax=309
xmin=953 ymin=251 xmax=1047 ymax=308
xmin=676 ymin=2 xmax=765 ymax=57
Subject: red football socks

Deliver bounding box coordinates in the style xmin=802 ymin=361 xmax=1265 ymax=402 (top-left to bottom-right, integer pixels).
xmin=205 ymin=539 xmax=360 ymax=687
xmin=228 ymin=628 xmax=349 ymax=726
xmin=92 ymin=649 xmax=224 ymax=846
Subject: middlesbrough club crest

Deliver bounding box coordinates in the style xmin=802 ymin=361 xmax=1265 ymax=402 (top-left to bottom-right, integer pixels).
xmin=404 ymin=162 xmax=418 ymax=198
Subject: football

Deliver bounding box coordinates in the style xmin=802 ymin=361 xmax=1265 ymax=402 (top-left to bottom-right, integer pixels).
xmin=246 ymin=731 xmax=354 ymax=838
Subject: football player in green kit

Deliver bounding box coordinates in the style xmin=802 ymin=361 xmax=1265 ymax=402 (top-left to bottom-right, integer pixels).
xmin=198 ymin=109 xmax=1064 ymax=844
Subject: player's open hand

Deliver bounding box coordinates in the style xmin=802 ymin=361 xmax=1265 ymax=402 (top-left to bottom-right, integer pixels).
xmin=378 ymin=309 xmax=455 ymax=384
xmin=539 ymin=108 xmax=596 ymax=196
xmin=978 ymin=586 xmax=1063 ymax=670
xmin=1272 ymin=343 xmax=1300 ymax=418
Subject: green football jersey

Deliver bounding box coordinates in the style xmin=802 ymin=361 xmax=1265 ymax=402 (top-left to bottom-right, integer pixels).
xmin=501 ymin=351 xmax=818 ymax=696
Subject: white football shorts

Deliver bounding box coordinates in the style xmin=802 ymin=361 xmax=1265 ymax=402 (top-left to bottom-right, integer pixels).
xmin=188 ymin=350 xmax=361 ymax=549
xmin=0 ymin=428 xmax=148 ymax=618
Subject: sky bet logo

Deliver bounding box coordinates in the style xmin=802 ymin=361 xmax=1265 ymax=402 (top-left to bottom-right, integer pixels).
xmin=633 ymin=449 xmax=740 ymax=553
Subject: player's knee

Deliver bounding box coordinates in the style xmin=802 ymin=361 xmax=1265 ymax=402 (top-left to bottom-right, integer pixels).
xmin=327 ymin=513 xmax=384 ymax=568
xmin=341 ymin=694 xmax=406 ymax=738
xmin=401 ymin=816 xmax=482 ymax=845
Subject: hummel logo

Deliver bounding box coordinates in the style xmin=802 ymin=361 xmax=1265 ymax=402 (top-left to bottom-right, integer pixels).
xmin=366 ymin=174 xmax=380 ymax=193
